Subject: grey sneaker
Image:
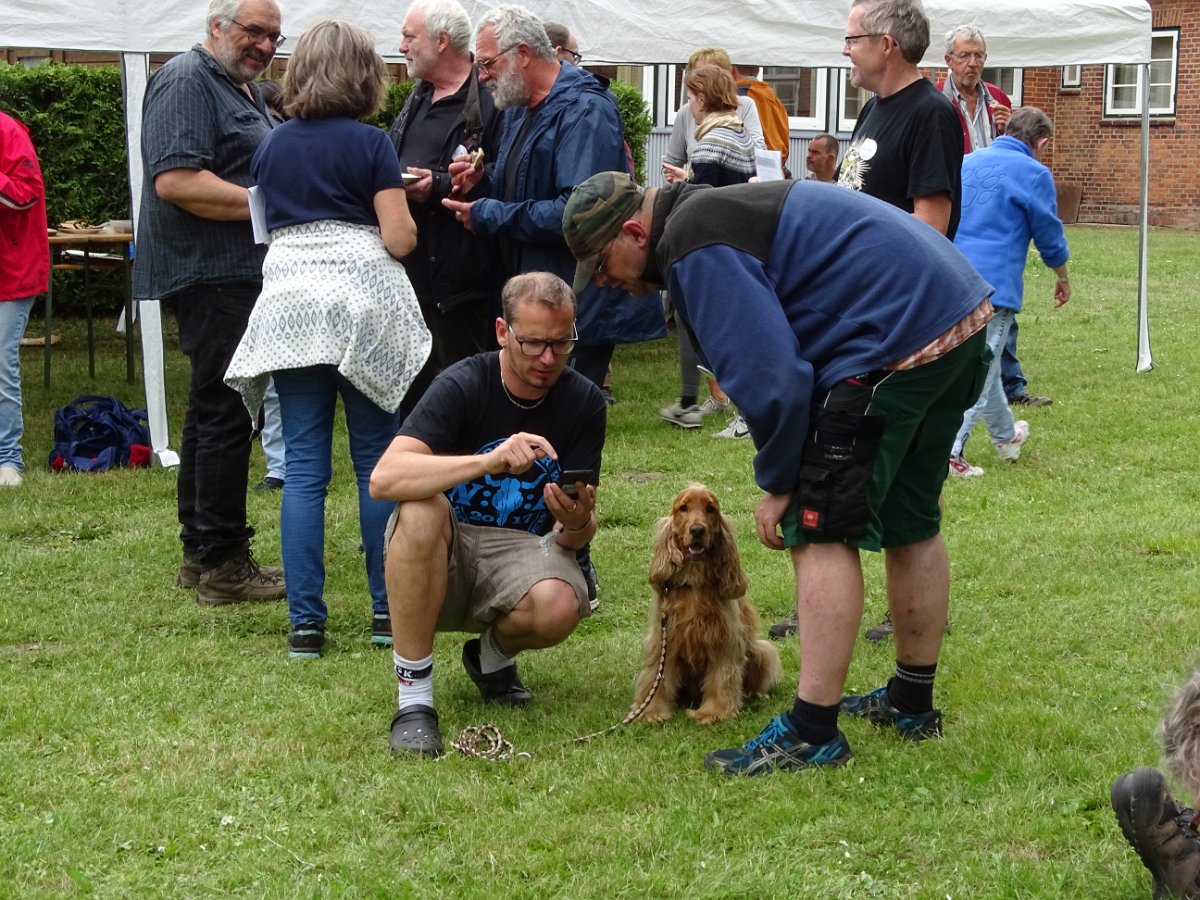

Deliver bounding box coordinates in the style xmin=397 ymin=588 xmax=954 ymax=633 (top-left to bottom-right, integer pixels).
xmin=1112 ymin=766 xmax=1200 ymax=899
xmin=714 ymin=413 xmax=750 ymax=440
xmin=865 ymin=611 xmax=894 ymax=641
xmin=768 ymin=614 xmax=798 ymax=640
xmin=660 ymin=400 xmax=702 ymax=429
xmin=697 ymin=395 xmax=730 ymax=416
xmin=196 ymin=550 xmax=286 ymax=605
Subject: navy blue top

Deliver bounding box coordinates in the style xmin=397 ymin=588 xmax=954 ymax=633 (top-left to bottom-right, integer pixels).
xmin=251 ymin=117 xmax=405 ymax=231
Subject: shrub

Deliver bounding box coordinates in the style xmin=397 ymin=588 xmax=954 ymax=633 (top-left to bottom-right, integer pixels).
xmin=610 ymin=80 xmax=652 ymax=185
xmin=0 ymin=63 xmax=129 ymax=228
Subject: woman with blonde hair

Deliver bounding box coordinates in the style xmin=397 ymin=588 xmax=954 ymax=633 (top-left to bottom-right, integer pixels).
xmin=659 ymin=64 xmax=756 ymax=435
xmin=226 ymin=19 xmax=431 ymax=658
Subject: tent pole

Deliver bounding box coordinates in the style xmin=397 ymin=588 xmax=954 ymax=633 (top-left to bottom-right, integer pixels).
xmin=122 ymin=51 xmax=180 ymax=466
xmin=1135 ymin=61 xmax=1153 ymax=373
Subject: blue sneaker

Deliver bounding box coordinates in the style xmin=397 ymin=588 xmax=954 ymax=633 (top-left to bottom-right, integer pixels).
xmin=704 ymin=713 xmax=852 ymax=776
xmin=839 ymin=686 xmax=942 ymax=740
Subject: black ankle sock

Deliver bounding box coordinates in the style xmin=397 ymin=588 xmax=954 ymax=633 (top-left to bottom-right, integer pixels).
xmin=887 ymin=662 xmax=937 ymax=714
xmin=786 ymin=697 xmax=840 ymax=746
xmin=680 ymin=394 xmax=697 ymax=408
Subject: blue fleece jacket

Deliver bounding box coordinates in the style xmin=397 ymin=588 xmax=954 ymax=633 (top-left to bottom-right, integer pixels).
xmin=658 ymin=180 xmax=993 ymax=495
xmin=955 ymin=135 xmax=1069 ymax=312
xmin=470 ymin=63 xmax=664 ymax=346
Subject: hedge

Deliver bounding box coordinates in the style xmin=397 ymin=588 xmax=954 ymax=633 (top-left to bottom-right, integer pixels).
xmin=0 ymin=62 xmax=653 ymax=313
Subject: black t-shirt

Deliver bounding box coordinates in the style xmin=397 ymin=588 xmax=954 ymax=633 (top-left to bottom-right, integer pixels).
xmin=837 ymin=78 xmax=964 ymax=238
xmin=398 ymin=352 xmax=606 ymax=535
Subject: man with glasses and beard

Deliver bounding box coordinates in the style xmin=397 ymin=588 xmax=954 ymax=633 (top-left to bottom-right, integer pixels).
xmin=134 ymin=0 xmax=286 ymax=605
xmin=440 ymin=4 xmax=663 ymax=392
xmin=370 ymin=272 xmax=606 ymax=758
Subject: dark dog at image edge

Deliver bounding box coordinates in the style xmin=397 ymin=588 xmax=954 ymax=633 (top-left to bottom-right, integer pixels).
xmin=631 ymin=483 xmax=782 ymax=724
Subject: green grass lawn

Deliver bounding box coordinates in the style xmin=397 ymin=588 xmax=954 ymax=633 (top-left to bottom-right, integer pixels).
xmin=1 ymin=224 xmax=1198 ymax=897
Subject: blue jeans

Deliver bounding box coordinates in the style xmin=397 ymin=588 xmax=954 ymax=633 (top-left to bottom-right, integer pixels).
xmin=0 ymin=297 xmax=35 ymax=470
xmin=953 ymin=310 xmax=1016 ymax=457
xmin=260 ymin=377 xmax=286 ymax=481
xmin=1000 ymin=317 xmax=1026 ymax=399
xmin=272 ymin=366 xmax=400 ymax=627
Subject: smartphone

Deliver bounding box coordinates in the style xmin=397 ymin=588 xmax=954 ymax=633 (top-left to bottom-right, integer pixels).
xmin=557 ymin=468 xmax=599 ymax=498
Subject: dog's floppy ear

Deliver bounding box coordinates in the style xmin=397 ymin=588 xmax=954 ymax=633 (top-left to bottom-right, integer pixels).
xmin=714 ymin=511 xmax=749 ymax=599
xmin=649 ymin=514 xmax=683 ymax=588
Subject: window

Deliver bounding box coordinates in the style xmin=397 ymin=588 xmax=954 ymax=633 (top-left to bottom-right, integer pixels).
xmin=981 ymin=67 xmax=1022 ymax=105
xmin=1104 ymin=28 xmax=1179 ymax=117
xmin=762 ymin=67 xmax=828 ymax=130
xmin=1061 ymin=65 xmax=1082 ymax=90
xmin=837 ymin=71 xmax=871 ymax=133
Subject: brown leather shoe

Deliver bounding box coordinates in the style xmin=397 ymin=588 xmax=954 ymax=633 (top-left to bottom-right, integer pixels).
xmin=196 ymin=550 xmax=285 ymax=605
xmin=1112 ymin=767 xmax=1200 ymax=899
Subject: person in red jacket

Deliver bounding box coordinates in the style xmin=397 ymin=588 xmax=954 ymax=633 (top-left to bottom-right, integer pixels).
xmin=936 ymin=25 xmax=1011 ymax=154
xmin=0 ymin=110 xmax=49 ymax=487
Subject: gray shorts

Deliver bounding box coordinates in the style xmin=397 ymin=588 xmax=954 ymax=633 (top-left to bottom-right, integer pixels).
xmin=384 ymin=504 xmax=591 ymax=633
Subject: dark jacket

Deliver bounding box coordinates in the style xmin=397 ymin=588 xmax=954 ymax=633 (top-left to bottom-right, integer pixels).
xmin=389 ymin=70 xmax=504 ymax=314
xmin=470 ymin=64 xmax=664 ymax=347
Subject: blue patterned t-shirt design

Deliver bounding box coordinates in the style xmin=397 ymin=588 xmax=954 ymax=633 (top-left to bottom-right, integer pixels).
xmin=446 ymin=439 xmax=561 ymax=534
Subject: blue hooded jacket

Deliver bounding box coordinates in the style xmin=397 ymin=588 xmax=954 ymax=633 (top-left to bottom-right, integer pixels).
xmin=469 ymin=63 xmax=664 ymax=346
xmin=955 ymin=135 xmax=1069 ymax=313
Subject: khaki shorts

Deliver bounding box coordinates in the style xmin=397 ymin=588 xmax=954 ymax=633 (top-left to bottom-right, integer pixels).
xmin=384 ymin=503 xmax=591 ymax=633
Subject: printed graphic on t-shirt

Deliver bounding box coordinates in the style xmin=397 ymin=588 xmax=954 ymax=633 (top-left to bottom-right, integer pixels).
xmin=446 ymin=439 xmax=561 ymax=533
xmin=837 ymin=138 xmax=876 ymax=192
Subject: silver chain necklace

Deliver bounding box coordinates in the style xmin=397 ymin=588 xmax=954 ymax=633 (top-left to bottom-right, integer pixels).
xmin=499 ymin=363 xmax=547 ymax=410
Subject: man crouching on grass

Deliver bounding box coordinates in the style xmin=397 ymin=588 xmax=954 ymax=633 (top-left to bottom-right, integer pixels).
xmin=564 ymin=172 xmax=992 ymax=775
xmin=369 ymin=272 xmax=605 ymax=758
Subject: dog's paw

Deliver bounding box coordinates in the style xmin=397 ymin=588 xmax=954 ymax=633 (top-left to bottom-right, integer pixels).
xmin=633 ymin=703 xmax=673 ymax=723
xmin=687 ymin=705 xmax=737 ymax=725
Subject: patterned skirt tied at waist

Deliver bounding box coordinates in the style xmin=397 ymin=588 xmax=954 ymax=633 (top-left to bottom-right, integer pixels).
xmin=225 ymin=220 xmax=432 ymax=416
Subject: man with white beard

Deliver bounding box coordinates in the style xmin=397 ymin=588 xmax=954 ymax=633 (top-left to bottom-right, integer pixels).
xmin=441 ymin=4 xmax=663 ymax=393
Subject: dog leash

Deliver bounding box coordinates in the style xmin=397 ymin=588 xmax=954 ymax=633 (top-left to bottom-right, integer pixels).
xmin=447 ymin=610 xmax=669 ymax=760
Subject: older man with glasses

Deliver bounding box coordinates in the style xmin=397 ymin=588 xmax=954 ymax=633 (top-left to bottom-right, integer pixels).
xmin=441 ymin=4 xmax=663 ymax=393
xmin=134 ymin=0 xmax=286 ymax=606
xmin=370 ymin=272 xmax=606 ymax=758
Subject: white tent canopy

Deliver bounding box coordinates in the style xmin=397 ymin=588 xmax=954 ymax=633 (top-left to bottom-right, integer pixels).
xmin=4 ymin=0 xmax=1151 ymax=66
xmin=1 ymin=0 xmax=1153 ymax=464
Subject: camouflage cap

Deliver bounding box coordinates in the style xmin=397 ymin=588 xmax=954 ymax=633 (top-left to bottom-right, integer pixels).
xmin=562 ymin=171 xmax=644 ymax=293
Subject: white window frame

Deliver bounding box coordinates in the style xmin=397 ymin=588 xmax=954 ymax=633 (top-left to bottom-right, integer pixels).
xmin=760 ymin=66 xmax=829 ymax=131
xmin=836 ymin=70 xmax=871 ymax=133
xmin=980 ymin=67 xmax=1023 ymax=105
xmin=1104 ymin=28 xmax=1179 ymax=117
xmin=1061 ymin=65 xmax=1082 ymax=90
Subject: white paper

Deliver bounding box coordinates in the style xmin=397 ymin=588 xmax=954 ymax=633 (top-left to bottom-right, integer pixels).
xmin=754 ymin=149 xmax=784 ymax=182
xmin=247 ymin=185 xmax=270 ymax=245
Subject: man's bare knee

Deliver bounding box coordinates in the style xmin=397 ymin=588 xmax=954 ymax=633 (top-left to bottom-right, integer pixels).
xmin=387 ymin=496 xmax=452 ymax=556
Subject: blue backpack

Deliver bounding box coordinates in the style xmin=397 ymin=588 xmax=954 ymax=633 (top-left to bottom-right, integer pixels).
xmin=48 ymin=395 xmax=152 ymax=472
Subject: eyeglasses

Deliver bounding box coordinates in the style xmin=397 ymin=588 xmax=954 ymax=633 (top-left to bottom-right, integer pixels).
xmin=561 ymin=48 xmax=583 ymax=64
xmin=506 ymin=321 xmax=579 ymax=357
xmin=952 ymin=51 xmax=987 ymax=63
xmin=843 ymin=32 xmax=882 ymax=47
xmin=230 ymin=18 xmax=285 ymax=48
xmin=476 ymin=43 xmax=519 ymax=72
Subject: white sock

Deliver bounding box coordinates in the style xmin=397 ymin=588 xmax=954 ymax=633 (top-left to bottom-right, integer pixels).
xmin=394 ymin=652 xmax=434 ymax=711
xmin=478 ymin=627 xmax=515 ymax=675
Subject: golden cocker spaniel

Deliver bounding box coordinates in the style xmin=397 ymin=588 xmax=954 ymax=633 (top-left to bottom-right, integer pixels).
xmin=631 ymin=484 xmax=782 ymax=724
